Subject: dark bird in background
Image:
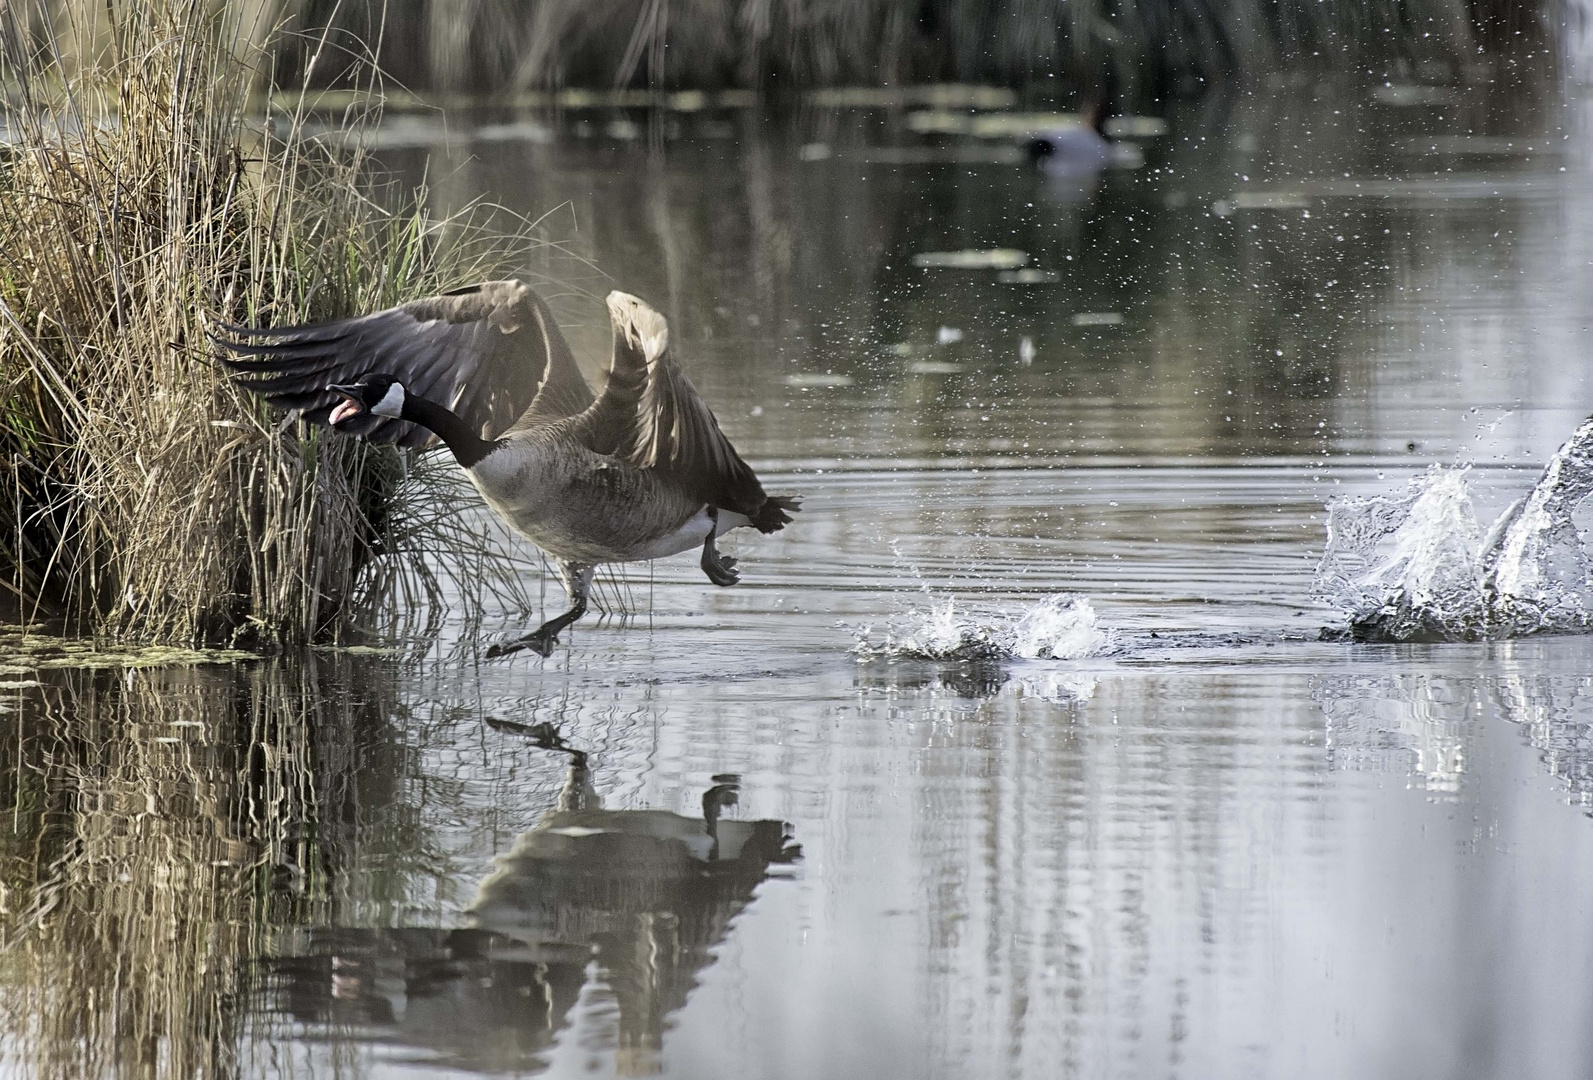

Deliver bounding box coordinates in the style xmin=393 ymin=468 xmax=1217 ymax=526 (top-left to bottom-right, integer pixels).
xmin=213 ymin=283 xmax=799 ymax=657
xmin=1023 ymin=101 xmax=1113 ymax=175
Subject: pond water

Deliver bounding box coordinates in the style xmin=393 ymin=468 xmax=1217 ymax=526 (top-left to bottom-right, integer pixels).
xmin=5 ymin=79 xmax=1593 ymax=1079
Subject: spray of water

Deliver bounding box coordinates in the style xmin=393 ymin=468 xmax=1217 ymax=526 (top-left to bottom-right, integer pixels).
xmin=1315 ymin=417 xmax=1593 ymax=641
xmin=852 ymin=595 xmax=1118 ymax=661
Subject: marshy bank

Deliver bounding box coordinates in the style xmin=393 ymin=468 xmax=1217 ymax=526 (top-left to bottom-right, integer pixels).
xmin=0 ymin=3 xmax=528 ymax=648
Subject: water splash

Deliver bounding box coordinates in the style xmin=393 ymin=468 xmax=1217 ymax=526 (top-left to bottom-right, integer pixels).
xmin=852 ymin=596 xmax=1117 ymax=661
xmin=1315 ymin=418 xmax=1593 ymax=641
xmin=1314 ymin=465 xmax=1486 ymax=640
xmin=1478 ymin=420 xmax=1593 ymax=635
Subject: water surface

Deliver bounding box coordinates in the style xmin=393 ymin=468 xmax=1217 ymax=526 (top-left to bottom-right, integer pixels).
xmin=4 ymin=80 xmax=1593 ymax=1079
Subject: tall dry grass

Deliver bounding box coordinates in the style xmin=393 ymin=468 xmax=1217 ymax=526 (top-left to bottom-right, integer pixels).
xmin=0 ymin=1 xmax=522 ymax=646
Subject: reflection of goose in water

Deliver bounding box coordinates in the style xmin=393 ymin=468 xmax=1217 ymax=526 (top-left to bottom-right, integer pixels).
xmin=467 ymin=719 xmax=800 ymax=1074
xmin=262 ymin=721 xmax=798 ymax=1074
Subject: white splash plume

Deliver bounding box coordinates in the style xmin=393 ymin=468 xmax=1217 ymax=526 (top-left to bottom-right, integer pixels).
xmin=852 ymin=595 xmax=1117 ymax=661
xmin=1315 ymin=417 xmax=1593 ymax=640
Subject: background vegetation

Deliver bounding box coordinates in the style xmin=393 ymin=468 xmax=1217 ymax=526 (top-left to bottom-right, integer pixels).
xmin=0 ymin=0 xmax=1561 ymax=647
xmin=269 ymin=0 xmax=1557 ymax=101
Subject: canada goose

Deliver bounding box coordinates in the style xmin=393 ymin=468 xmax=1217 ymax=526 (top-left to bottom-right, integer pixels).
xmin=213 ymin=282 xmax=799 ymax=657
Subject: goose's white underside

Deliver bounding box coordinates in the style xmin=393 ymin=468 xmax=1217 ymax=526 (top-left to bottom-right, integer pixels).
xmin=486 ymin=501 xmax=750 ymax=564
xmin=625 ymin=507 xmax=751 ymax=561
xmin=465 ymin=446 xmax=750 ymax=566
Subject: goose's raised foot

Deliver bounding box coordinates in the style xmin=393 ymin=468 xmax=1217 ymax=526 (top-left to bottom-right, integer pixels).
xmin=485 ymin=630 xmax=558 ymax=659
xmin=701 ymin=547 xmax=740 ymax=587
xmin=700 ymin=518 xmax=741 ymax=587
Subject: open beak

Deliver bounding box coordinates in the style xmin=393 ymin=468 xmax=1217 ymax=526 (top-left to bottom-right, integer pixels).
xmin=327 ymin=383 xmax=363 ymax=425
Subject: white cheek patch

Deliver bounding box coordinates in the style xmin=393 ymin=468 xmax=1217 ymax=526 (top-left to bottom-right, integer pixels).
xmin=641 ymin=324 xmax=668 ymax=360
xmin=631 ymin=307 xmax=669 ymax=360
xmin=606 ymin=291 xmax=670 ymax=361
xmin=371 ymin=383 xmax=406 ymax=417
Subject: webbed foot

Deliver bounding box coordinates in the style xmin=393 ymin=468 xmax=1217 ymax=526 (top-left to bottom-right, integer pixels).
xmin=698 ymin=507 xmax=741 ymax=587
xmin=701 ymin=544 xmax=740 ymax=586
xmin=485 ymin=566 xmax=592 ymax=659
xmin=485 ymin=629 xmax=559 ymax=659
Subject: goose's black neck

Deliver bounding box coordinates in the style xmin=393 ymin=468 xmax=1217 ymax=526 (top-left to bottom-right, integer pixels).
xmin=401 ymin=395 xmax=499 ymax=468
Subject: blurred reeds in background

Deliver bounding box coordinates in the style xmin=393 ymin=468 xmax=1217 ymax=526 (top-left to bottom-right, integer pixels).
xmin=271 ymin=0 xmax=1557 ymax=100
xmin=0 ymin=1 xmax=532 ymax=646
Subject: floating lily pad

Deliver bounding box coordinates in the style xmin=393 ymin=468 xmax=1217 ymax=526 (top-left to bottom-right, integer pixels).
xmin=810 ymin=85 xmax=1016 ymax=109
xmin=1102 ymin=116 xmax=1169 ymax=138
xmin=997 ymin=269 xmax=1061 ymax=284
xmin=907 ymin=111 xmax=1087 ymax=138
xmin=312 ymin=644 xmax=403 ymax=657
xmin=783 ymin=373 xmax=855 ymax=387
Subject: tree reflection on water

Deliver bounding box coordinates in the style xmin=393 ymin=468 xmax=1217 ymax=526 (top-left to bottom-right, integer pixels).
xmin=0 ymin=655 xmax=394 ymax=1079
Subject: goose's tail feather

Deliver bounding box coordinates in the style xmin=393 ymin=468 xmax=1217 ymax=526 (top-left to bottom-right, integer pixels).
xmin=751 ymin=495 xmax=802 ymax=534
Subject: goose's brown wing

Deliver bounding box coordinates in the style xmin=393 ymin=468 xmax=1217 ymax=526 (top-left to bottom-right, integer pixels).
xmin=211 ymin=280 xmax=593 ymax=448
xmin=577 ymin=292 xmax=777 ymax=523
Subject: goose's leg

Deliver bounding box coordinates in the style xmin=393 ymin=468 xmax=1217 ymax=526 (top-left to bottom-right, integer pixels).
xmin=701 ymin=774 xmax=741 ymax=860
xmin=483 ymin=718 xmax=599 ymax=810
xmin=700 ymin=507 xmax=741 ymax=586
xmin=487 ymin=562 xmax=593 ymax=658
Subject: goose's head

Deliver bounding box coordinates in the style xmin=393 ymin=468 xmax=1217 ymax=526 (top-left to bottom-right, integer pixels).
xmin=606 ymin=291 xmax=669 ymax=361
xmin=328 ymin=375 xmax=406 ymax=425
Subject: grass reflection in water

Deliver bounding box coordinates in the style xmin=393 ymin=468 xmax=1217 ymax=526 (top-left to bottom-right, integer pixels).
xmin=0 ymin=656 xmax=392 ymax=1079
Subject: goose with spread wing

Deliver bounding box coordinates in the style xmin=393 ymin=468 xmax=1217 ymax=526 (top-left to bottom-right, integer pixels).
xmin=212 ymin=282 xmax=799 ymax=657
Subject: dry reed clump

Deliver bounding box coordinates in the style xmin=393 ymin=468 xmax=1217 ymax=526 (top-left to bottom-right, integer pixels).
xmin=0 ymin=1 xmax=518 ymax=647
